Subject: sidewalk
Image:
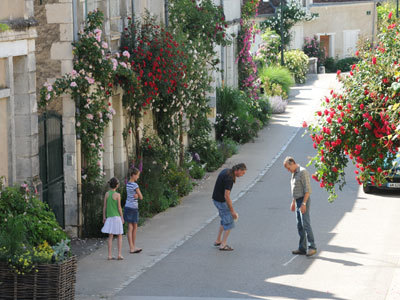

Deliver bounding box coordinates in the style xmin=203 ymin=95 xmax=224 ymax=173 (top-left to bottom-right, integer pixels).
xmin=75 ymin=74 xmax=339 ymax=299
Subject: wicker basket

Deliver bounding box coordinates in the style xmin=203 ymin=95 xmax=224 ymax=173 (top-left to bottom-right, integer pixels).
xmin=0 ymin=256 xmax=77 ymax=300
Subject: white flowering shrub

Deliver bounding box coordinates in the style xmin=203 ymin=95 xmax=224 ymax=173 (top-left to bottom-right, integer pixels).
xmin=269 ymin=95 xmax=288 ymax=114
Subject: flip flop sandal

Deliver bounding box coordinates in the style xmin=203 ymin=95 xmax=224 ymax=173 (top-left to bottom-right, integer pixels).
xmin=213 ymin=242 xmax=222 ymax=247
xmin=130 ymin=249 xmax=142 ymax=254
xmin=219 ymin=245 xmax=234 ymax=251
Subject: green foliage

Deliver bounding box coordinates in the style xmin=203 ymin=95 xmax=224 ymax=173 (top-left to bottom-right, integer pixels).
xmin=323 ymin=57 xmax=336 ymax=73
xmin=215 ymin=87 xmax=262 ymax=144
xmin=284 ymin=50 xmax=309 ymax=84
xmin=39 ymin=10 xmax=134 ymax=184
xmin=303 ymin=35 xmax=325 ymax=66
xmin=306 ymin=13 xmax=400 ymax=201
xmin=165 ymin=164 xmax=193 ymax=197
xmin=336 ymin=57 xmax=360 ymax=72
xmin=187 ymin=161 xmax=206 ymax=180
xmin=261 ymin=0 xmax=318 ymax=47
xmin=82 ymin=181 xmax=105 ymax=238
xmin=259 ymin=65 xmax=294 ymax=97
xmin=0 ymin=23 xmax=10 ymax=32
xmin=254 ymin=29 xmax=281 ymax=68
xmin=0 ymin=181 xmax=69 ymax=274
xmin=219 ymin=138 xmax=239 ymax=160
xmin=189 ymin=137 xmax=224 ymax=172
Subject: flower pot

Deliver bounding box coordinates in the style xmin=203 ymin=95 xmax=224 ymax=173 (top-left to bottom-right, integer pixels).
xmin=0 ymin=256 xmax=77 ymax=300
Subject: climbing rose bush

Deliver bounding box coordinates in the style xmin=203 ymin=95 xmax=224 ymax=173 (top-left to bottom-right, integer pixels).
xmin=306 ymin=13 xmax=400 ymax=202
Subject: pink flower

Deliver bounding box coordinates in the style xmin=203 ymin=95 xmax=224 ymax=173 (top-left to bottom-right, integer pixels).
xmin=86 ymin=114 xmax=94 ymax=120
xmin=122 ymin=50 xmax=130 ymax=58
xmin=85 ymin=76 xmax=95 ymax=84
xmin=70 ymin=82 xmax=77 ymax=87
xmin=102 ymin=41 xmax=108 ymax=49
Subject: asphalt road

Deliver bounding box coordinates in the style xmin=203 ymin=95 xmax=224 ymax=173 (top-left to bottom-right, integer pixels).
xmin=115 ymin=128 xmax=400 ymax=300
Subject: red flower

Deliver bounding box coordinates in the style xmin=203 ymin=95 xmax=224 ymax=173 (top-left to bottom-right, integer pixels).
xmin=360 ymin=103 xmax=364 ymax=110
xmin=312 ymin=174 xmax=319 ymax=181
xmin=372 ymin=57 xmax=377 ymax=65
xmin=337 ymin=70 xmax=341 ymax=76
xmin=332 ymin=166 xmax=338 ymax=173
xmin=148 ymin=145 xmax=152 ymax=149
xmin=377 ymin=167 xmax=383 ymax=173
xmin=364 ymin=122 xmax=372 ymax=130
xmin=355 ymin=50 xmax=359 ymax=56
xmin=354 ymin=170 xmax=359 ymax=174
xmin=388 ymin=11 xmax=393 ymax=19
xmin=302 ymin=121 xmax=308 ymax=128
xmin=317 ymin=111 xmax=322 ymax=116
xmin=354 ymin=128 xmax=359 ymax=134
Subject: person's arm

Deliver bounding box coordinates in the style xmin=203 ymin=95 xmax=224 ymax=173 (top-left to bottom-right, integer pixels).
xmin=300 ymin=170 xmax=312 ymax=213
xmin=103 ymin=192 xmax=108 ymax=223
xmin=224 ymin=189 xmax=238 ymax=219
xmin=136 ymin=187 xmax=143 ymax=200
xmin=117 ymin=193 xmax=124 ymax=224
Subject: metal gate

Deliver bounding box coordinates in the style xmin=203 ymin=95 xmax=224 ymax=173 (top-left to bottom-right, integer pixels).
xmin=39 ymin=112 xmax=65 ymax=227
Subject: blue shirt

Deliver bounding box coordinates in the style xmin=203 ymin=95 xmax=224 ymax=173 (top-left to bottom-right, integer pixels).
xmin=125 ymin=181 xmax=139 ymax=209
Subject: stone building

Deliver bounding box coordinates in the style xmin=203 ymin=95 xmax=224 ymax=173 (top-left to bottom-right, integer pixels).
xmin=253 ymin=0 xmax=376 ymax=59
xmin=0 ymin=0 xmax=39 ymax=189
xmin=32 ymin=0 xmax=242 ymax=237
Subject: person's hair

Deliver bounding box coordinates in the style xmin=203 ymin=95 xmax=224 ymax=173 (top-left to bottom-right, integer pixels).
xmin=108 ymin=177 xmax=119 ymax=189
xmin=229 ymin=163 xmax=247 ymax=183
xmin=129 ymin=167 xmax=140 ymax=177
xmin=283 ymin=156 xmax=296 ymax=166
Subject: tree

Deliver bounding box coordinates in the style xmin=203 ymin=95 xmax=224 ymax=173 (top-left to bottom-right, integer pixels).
xmin=305 ymin=12 xmax=400 ymax=202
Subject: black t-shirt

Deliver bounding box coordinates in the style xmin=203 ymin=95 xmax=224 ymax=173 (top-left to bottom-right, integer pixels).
xmin=212 ymin=168 xmax=234 ymax=202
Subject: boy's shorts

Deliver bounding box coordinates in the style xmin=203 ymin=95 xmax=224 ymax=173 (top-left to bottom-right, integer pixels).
xmin=213 ymin=200 xmax=234 ymax=230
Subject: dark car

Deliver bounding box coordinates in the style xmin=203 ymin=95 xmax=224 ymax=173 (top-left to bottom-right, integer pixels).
xmin=363 ymin=152 xmax=400 ymax=193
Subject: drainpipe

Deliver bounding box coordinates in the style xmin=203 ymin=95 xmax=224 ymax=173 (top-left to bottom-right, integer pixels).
xmin=371 ymin=0 xmax=376 ymax=47
xmin=72 ymin=0 xmax=83 ymax=237
xmin=165 ymin=0 xmax=169 ymax=27
xmin=131 ymin=0 xmax=135 ymax=18
xmin=220 ymin=0 xmax=225 ymax=86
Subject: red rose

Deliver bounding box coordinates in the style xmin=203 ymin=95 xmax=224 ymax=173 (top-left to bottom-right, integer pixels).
xmin=332 ymin=166 xmax=338 ymax=173
xmin=389 ymin=11 xmax=393 ymax=19
xmin=360 ymin=104 xmax=364 ymax=110
xmin=372 ymin=57 xmax=377 ymax=64
xmin=317 ymin=111 xmax=322 ymax=116
xmin=302 ymin=121 xmax=308 ymax=128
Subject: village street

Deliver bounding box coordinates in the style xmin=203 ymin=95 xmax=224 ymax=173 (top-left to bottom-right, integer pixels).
xmin=76 ymin=74 xmax=400 ymax=300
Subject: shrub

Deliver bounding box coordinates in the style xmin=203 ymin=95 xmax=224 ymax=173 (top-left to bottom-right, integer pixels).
xmin=269 ymin=95 xmax=288 ymax=114
xmin=336 ymin=57 xmax=360 ymax=72
xmin=254 ymin=29 xmax=281 ymax=68
xmin=165 ymin=163 xmax=193 ymax=197
xmin=303 ymin=35 xmax=325 ymax=66
xmin=219 ymin=138 xmax=239 ymax=160
xmin=0 ymin=181 xmax=70 ymax=274
xmin=284 ymin=49 xmax=309 ymax=84
xmin=306 ymin=12 xmax=400 ymax=201
xmin=323 ymin=57 xmax=337 ymax=73
xmin=189 ymin=137 xmax=224 ymax=172
xmin=216 ymin=86 xmax=262 ymax=144
xmin=259 ymin=65 xmax=294 ymax=97
xmin=187 ymin=161 xmax=206 ymax=179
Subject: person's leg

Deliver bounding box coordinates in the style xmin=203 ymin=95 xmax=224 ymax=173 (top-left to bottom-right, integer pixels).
xmin=108 ymin=234 xmax=113 ymax=259
xmin=127 ymin=222 xmax=134 ymax=252
xmin=132 ymin=222 xmax=141 ymax=252
xmin=117 ymin=234 xmax=123 ymax=259
xmin=215 ymin=225 xmax=224 ymax=244
xmin=302 ymin=200 xmax=316 ymax=250
xmin=295 ymin=199 xmax=307 ymax=252
xmin=220 ymin=229 xmax=231 ymax=248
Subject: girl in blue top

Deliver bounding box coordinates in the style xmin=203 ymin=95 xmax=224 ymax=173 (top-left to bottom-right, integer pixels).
xmin=124 ymin=168 xmax=143 ymax=253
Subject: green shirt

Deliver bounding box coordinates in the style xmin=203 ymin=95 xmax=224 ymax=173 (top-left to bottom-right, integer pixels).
xmin=106 ymin=191 xmax=120 ymax=218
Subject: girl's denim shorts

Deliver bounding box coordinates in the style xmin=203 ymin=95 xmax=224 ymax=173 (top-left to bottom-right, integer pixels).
xmin=213 ymin=200 xmax=234 ymax=230
xmin=123 ymin=207 xmax=139 ymax=223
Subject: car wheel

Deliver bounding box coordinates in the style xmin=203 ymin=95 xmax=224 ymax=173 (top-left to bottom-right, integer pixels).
xmin=363 ymin=185 xmax=373 ymax=194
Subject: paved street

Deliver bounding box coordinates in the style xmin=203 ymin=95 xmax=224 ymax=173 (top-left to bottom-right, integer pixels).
xmin=76 ymin=75 xmax=400 ymax=300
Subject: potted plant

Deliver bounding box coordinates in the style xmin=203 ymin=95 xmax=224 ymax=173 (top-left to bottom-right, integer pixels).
xmin=0 ymin=178 xmax=76 ymax=299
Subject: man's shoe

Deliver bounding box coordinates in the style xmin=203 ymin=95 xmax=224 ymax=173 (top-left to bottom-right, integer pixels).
xmin=306 ymin=249 xmax=317 ymax=257
xmin=292 ymin=249 xmax=306 ymax=255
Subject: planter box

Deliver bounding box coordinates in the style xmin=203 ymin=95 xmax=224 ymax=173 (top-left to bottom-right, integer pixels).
xmin=0 ymin=256 xmax=77 ymax=300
